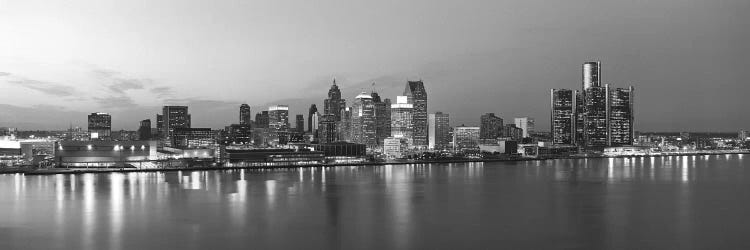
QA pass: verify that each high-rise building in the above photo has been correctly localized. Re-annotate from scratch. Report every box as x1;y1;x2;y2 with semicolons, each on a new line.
351;92;377;148
551;89;576;145
324;79;346;122
338;107;353;142
503;124;523;141
479;113;503;140
428;112;450;150
255;111;269;128
138;119;152;140
582;61;601;90
514;117;535;138
318;114;337;143
225;124;252;145
295;114;305;133
404;80;427;148
156;114;164;138
268;105;289;132
574;90;585;146
371;91;390;146
308;104;318;133
739;130;750;141
584;86;608;148
453;126;480;152
608;86;635;146
88;112;111;140
172;128;214;149
159;106;191;145
239;104;252;125
390;96;413;143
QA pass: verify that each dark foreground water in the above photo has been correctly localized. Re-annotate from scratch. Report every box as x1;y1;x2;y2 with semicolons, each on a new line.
2;155;750;250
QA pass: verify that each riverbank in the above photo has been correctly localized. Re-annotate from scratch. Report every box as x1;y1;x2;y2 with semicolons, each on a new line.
13;150;749;176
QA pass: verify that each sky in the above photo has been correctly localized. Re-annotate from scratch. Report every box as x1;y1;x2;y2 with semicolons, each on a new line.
0;0;749;132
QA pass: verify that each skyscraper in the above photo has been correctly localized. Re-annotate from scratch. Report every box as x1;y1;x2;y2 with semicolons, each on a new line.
324;79;346;122
268;105;289;132
159;106;191;145
608;86;635;146
307;104;318;133
351;92;377;147
138;119;151;140
514;117;535;138
582;61;601;90
318;114;337;143
239;104;252;125
404;80;427;148
88;112;111;140
479;113;503;140
371;91;390;146
338;107;353;142
390;96;413;143
584;85;608;148
551;89;576;145
428;112;450;150
295;114;305;133
255;111;269;128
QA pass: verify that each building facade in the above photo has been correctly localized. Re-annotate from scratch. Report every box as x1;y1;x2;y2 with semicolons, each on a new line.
308;104;318;133
608;86;635;146
479;113;503;140
268;105;289;132
137;119;151;140
159;106;191;145
453;126;480;152
351;92;377;148
390;96;413;143
88;112;111;140
239;104;252;125
428;112;450;150
551;89;576;145
514;117;535;138
404;80;427;148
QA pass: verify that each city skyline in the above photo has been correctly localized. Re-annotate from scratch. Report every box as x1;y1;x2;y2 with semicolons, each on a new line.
1;0;749;132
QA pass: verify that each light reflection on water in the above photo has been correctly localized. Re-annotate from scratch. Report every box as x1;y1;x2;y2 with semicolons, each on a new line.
1;156;749;249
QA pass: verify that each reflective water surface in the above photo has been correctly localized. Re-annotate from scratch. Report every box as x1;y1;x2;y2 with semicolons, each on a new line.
2;155;750;249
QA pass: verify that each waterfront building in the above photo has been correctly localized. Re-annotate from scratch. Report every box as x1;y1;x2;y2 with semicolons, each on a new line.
503;124;524;141
351;92;377;148
295;114;305;133
584;85;608;148
574;90;585;146
582;61;601;90
428;112;450;150
239;104;252;125
224;148;324;167
55;140;157;168
308;104;318;133
404;80;428;148
514;117;535;138
159;106;191;145
137;119;152;140
390;96;413;143
372;91;390;147
88;112;112;140
268;105;289;132
608;86;635;146
171;128;214;149
453;126;480;152
337;107;353;142
225;124;252;145
324;79;347;122
479;113;503;141
318;114;338;143
311;142;367;158
255;111;269;128
384;137;410;159
550;89;576;145
740;130;750;141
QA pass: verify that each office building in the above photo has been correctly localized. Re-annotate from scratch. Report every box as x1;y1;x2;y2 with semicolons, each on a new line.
428;112;450;150
268;105;289;132
584;86;608;148
608;86;635;146
308;104;318;133
503;124;523;141
225;124;252;145
372;91;390;146
295;114;305;133
551;89;576;145
318;114;337;143
239;104;252;125
172;128;214;149
453;126;480;152
582;61;601;90
88;112;111;140
338;107;353;142
384;137;410;159
351;92;377;148
404;80;428;148
159;106;191;145
324;79;347;122
137;119;152;140
255;111;269;128
514;117;535;138
390;96;413;143
479;113;503;140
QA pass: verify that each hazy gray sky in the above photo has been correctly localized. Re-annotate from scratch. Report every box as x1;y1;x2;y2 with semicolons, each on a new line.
1;0;749;131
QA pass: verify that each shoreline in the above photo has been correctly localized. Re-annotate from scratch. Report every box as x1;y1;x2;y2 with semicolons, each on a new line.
11;150;750;176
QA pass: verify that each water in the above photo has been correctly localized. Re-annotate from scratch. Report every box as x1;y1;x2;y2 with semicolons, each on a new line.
1;155;750;249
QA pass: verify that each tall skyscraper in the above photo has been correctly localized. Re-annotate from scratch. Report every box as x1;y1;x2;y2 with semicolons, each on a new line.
371;91;390;146
584;85;608;148
239;104;252;125
324;79;346;122
307;104;318;133
351;92;377;147
608;86;635;146
160;106;191;145
318;114;337;143
428;112;450;150
514;117;535;138
138;119;152;140
404;80;427;148
255;111;269;128
338;107;353;142
582;61;601;90
479;113;503;140
390;96;413;142
88;112;111;140
295;114;305;133
551;89;576;145
268;105;289;132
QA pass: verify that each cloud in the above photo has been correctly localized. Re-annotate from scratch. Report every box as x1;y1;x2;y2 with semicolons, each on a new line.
6;78;75;97
92;96;136;108
91;68;151;94
0;72;10;77
150;86;173;98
